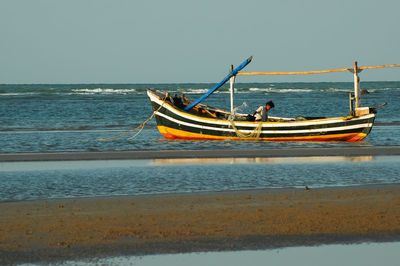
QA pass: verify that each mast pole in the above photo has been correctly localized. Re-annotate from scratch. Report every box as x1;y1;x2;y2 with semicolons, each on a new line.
229;64;235;115
353;61;361;108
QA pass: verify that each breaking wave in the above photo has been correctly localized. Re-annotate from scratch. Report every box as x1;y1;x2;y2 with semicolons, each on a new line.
71;88;137;95
249;88;313;93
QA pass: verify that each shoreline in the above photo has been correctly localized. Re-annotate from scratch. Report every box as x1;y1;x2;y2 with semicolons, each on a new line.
1;182;398;204
1;184;400;264
1;146;400;162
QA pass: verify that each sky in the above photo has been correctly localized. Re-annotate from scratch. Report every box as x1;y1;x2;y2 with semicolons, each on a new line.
1;0;400;84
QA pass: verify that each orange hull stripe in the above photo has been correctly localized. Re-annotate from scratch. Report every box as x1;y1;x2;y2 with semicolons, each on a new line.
157;126;367;142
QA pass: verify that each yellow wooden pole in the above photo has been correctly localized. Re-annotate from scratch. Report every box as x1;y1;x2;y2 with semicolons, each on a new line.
237;64;400;76
237;68;349;76
359;64;400;70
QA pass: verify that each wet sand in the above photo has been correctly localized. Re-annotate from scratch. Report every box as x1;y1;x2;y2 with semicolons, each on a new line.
1;184;400;264
2;146;400;162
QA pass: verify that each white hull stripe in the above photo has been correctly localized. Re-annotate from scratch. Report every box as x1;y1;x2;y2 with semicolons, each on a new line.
149;92;375;128
155;111;372;135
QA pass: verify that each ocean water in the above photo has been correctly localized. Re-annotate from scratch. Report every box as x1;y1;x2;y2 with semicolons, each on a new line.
1;82;400;201
1;82;400;153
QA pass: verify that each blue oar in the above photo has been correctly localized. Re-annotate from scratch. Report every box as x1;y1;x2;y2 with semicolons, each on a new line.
184;56;253;111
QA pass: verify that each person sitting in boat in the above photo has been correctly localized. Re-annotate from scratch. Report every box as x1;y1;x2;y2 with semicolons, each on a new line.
252;101;274;122
172;94;184;109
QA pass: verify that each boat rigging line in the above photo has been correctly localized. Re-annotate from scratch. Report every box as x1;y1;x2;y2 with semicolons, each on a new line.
97;96;167;141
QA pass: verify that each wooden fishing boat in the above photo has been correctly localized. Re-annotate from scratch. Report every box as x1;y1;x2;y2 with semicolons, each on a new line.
147;57;398;141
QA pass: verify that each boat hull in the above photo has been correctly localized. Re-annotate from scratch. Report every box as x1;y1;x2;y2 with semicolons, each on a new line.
147;90;375;142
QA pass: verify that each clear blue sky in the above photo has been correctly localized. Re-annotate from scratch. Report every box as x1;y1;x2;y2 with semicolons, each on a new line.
1;0;400;83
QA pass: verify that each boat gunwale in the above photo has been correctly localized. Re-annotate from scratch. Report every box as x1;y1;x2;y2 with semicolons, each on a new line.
155;111;373;135
147;89;375;128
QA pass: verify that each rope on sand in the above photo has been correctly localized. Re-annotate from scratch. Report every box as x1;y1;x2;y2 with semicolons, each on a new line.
97;97;166;141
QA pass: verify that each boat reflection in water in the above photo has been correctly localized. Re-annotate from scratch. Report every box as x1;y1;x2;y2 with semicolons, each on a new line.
151;156;374;166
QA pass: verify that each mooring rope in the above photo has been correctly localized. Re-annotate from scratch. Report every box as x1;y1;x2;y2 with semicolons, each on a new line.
97;96;166;141
228;114;263;139
98;95;264;141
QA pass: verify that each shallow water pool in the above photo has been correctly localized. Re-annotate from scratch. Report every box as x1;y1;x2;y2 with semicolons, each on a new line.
1;156;400;201
61;241;400;266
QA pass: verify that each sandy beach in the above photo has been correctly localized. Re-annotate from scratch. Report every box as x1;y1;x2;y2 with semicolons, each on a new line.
1;184;400;264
